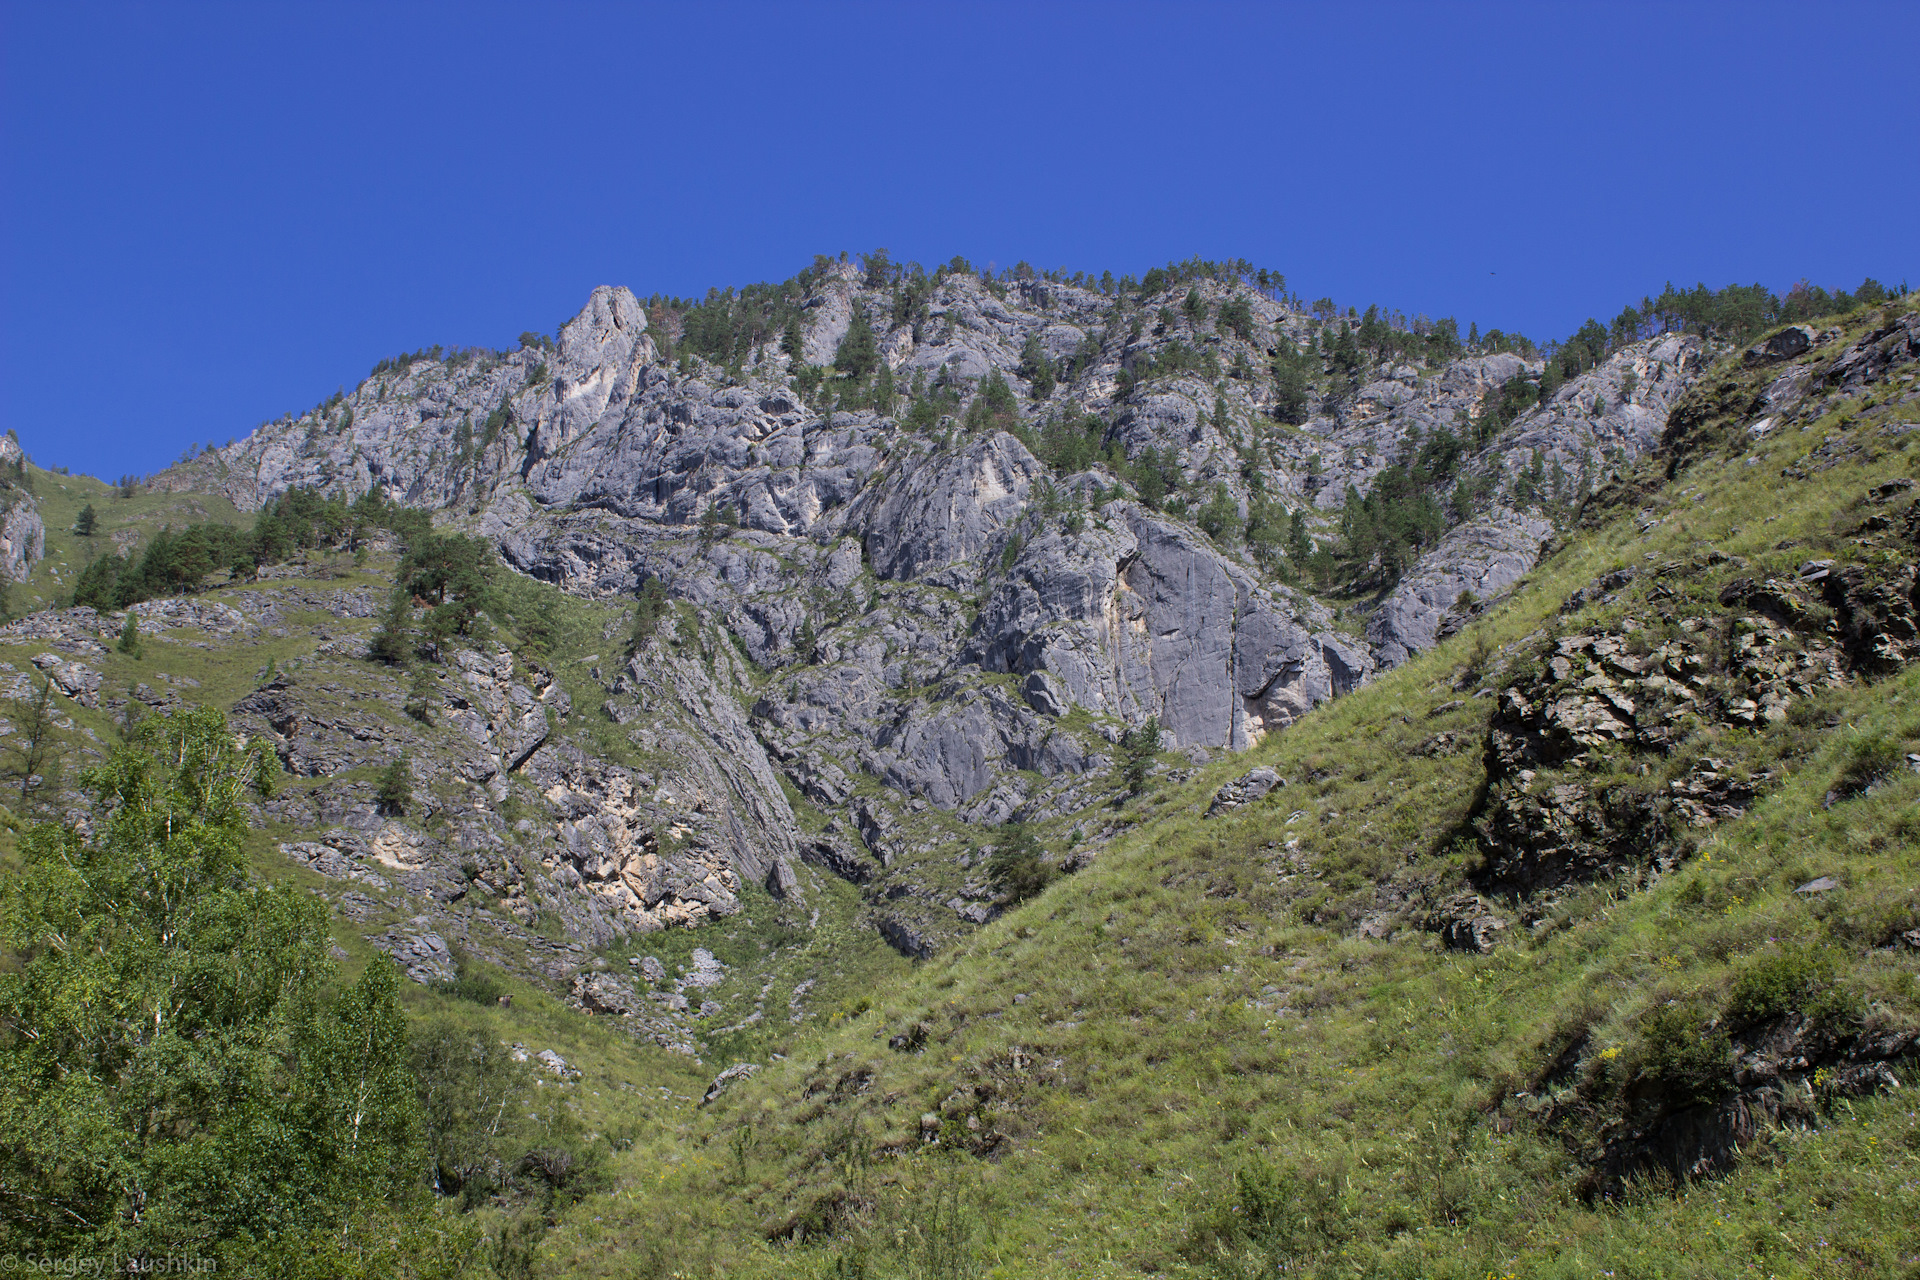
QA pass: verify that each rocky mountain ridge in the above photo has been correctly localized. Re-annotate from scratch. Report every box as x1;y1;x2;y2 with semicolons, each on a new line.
126;261;1724;965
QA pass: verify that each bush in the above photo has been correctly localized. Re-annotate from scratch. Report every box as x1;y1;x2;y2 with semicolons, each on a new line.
988;824;1055;905
1629;1004;1733;1108
1120;716;1161;796
1727;943;1830;1024
377;754;412;816
628;578;670;653
1831;733;1905;800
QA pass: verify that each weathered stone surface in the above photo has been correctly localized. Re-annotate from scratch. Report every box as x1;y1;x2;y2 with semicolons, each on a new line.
1743;325;1816;366
368;924;456;984
1368;336;1705;668
1205;766;1283;817
701;1062;760;1105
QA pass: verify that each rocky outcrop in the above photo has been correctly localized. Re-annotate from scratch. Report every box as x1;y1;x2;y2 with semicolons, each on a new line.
1205;766;1283;817
1368;336;1706;667
0;434;45;584
973;507;1369;750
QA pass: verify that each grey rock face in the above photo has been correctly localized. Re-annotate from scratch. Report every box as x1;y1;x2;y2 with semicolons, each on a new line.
1365;509;1554;667
0;499;44;585
863;433;1045;587
149;265;1717;960
973;507;1369;750
1205;766;1283;817
1367;336;1705;668
369;924;456;984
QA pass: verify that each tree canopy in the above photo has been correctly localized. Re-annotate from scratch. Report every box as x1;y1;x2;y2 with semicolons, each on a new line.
0;707;422;1266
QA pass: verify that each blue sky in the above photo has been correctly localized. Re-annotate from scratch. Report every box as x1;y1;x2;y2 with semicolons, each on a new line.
2;1;1915;478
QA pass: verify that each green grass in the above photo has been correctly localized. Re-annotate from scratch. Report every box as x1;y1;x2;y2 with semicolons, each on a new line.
519;300;1920;1278
6;302;1919;1277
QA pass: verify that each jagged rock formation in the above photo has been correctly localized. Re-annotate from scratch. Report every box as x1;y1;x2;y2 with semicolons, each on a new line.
0;434;46;584
145;261;1731;957
1367;335;1706;665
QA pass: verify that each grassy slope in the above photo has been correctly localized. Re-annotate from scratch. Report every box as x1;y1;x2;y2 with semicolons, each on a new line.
0;480;913;1260
3;303;1914;1277
532;304;1920;1278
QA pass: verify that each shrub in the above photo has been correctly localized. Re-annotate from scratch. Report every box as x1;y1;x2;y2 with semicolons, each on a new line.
1629;1004;1733;1109
988;825;1055;905
377;754;412;816
1831;733;1905;800
1726;942;1836;1025
628;578;670;652
1120;716;1161;795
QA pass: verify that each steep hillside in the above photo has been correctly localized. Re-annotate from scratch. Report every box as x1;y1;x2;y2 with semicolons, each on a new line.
140;258;1724;964
3;263;1913;1278
546;297;1920;1276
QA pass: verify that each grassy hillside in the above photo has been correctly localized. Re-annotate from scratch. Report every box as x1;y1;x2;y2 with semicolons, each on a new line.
524;302;1920;1278
2;300;1915;1278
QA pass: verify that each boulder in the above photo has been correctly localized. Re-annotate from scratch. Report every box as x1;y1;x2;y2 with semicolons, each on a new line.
1205;766;1283;817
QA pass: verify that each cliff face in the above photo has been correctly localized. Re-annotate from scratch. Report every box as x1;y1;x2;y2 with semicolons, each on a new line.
0;434;46;585
144;262;1716;958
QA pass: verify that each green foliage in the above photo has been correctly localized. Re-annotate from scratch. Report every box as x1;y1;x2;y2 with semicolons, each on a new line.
1336;466;1446;587
0;708;420;1265
405;665;438;724
1244;495;1291;566
413;1022;535;1202
71;486;422;613
1269;341;1314;425
962;370;1019;434
116;610;141;657
1215;296;1255;341
371;345;446;377
1831;732;1906;799
988;824;1056;906
1129;339;1219;386
2;676;60;803
1126;446;1184;510
377;753;413;816
72;502;96;536
1473;372;1541;444
1188;1155;1345;1268
400;531;493;616
628;578;671;653
677;275;816;369
1018;331;1055;400
1121;715;1161;795
700;500;742;542
833;307;880;382
1727;943;1838;1026
1196;483;1239;544
1012;412;1109;477
369;589;415;666
1626;1003;1734;1109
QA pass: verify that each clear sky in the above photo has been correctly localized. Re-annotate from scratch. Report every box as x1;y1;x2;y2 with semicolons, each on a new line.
2;1;1915;478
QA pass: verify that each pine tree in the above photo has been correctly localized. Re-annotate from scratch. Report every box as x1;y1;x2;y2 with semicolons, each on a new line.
833;307;879;381
377;753;412;816
4;675;60;802
73;503;97;537
627;578;670;653
1019;332;1055;400
988;823;1055;905
1121;716;1161;796
117;612;142;658
368;589;413;665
